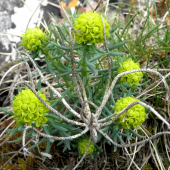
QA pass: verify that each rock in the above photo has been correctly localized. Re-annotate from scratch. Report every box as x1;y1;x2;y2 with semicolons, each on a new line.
0;0;23;63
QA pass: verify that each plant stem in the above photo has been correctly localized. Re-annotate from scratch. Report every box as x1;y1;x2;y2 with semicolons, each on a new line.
82;51;89;86
42;51;53;60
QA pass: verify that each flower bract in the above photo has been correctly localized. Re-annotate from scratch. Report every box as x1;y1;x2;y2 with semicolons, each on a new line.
73;12;110;44
114;96;147;129
20;26;48;52
118;58;143;86
13;88;49;127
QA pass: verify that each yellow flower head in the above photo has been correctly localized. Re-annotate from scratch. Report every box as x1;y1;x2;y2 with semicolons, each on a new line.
118;58;143;86
20;26;48;52
13;88;49;127
113;96;147;129
73;12;110;44
78;138;96;156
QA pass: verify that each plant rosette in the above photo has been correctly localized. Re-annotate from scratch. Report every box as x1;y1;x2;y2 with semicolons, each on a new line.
20;26;48;52
72;11;110;44
13;87;49;127
111;96;147;129
118;58;143;86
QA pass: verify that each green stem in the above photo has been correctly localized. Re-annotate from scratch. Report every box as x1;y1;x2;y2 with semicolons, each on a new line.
82;57;88;77
42;51;53;60
82;50;89;86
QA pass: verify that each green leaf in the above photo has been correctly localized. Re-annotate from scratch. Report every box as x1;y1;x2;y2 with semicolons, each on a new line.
115;32;136;61
57;71;72;77
52;62;68;73
56;123;75;130
84;55;98;75
40;123;48;127
50;41;82;51
56;25;68;41
63;23;69;35
52;26;59;43
141;24;160;43
101;126;111;132
48;121;68;131
108;36;115;47
18;52;38;62
95;47;107;54
125;129;132;140
45;56;55;77
86;86;92;100
89;54;104;62
18;123;24;131
43;139;51;162
50;88;70;107
109;52;125;56
118;132;134;140
0;107;14;115
43;126;54;143
18;86;22;92
57;140;64;146
8;130;32;143
117;134;125;144
95;144;103;152
108;40;129;51
60;131;71;151
31;131;37;137
9;127;20;136
63;140;71;152
121;12;138;36
97;100;112;115
27;138;47;150
87;42;92;45
45;113;61;121
109;24;122;34
113;134;118;152
129;129;146;138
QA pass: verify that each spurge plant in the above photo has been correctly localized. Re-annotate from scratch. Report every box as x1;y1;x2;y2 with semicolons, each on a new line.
0;10;170;169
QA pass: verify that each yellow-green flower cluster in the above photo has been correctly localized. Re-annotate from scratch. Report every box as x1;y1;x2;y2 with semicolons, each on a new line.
114;96;147;129
78;138;95;156
118;58;143;86
73;12;110;44
20;26;47;52
13;88;49;127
